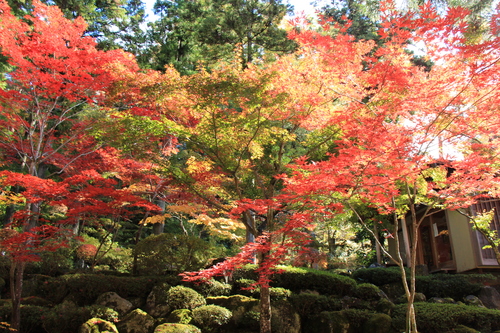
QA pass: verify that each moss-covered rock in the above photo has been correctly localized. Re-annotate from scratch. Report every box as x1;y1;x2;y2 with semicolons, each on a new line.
166;309;192;325
96;291;133;315
207;295;259;330
79;318;119;333
153;323;201;333
147;282;171;318
116;308;155;333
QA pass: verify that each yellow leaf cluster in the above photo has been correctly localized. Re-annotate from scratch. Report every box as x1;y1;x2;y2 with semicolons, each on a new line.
167;204;205;217
189;214;244;240
0;191;24;205
141;214;171;225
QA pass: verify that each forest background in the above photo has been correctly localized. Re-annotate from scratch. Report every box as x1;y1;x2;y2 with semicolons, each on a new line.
0;0;499;333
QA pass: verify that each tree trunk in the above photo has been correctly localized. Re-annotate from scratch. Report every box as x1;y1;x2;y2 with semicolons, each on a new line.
259;283;272;333
10;261;25;333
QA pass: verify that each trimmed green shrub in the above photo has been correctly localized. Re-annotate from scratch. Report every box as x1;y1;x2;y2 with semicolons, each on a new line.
304;309;373;333
232;278;257;297
392;303;500;333
166;309;192;325
35;274;162;305
363;313;392;333
355;283;383;301
270;266;356;296
189;279;232;297
19;305;50;333
352;268;483;301
352;267;404;285
154;323;202;333
42;302;93;333
240;310;260;331
134;233;216;275
289;293;342;319
416;275;482;301
447;325;479;333
26;247;74;276
191;305;232;332
167;286;206;310
269;287;292;301
87;304;119;323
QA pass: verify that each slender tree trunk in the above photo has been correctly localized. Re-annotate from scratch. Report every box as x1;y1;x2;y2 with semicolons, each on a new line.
259;251;272;333
10;261;25;333
259;284;271;333
153;200;166;235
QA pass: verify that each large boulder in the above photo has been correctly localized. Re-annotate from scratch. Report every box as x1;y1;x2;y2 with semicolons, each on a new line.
96;292;133;315
79;318;119;333
117;309;155;333
478;286;500;309
146;282;171;318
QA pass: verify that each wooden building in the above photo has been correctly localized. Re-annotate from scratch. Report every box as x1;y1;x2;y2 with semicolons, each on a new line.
388;200;500;273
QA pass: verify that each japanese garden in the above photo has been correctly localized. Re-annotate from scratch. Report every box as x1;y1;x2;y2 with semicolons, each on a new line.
0;0;500;332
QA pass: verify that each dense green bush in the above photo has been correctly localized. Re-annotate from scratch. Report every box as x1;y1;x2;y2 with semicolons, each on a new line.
87;304;119;323
270;266;356;296
154;323;202;333
26;247;74;276
289;293;342;319
134;233;216;275
166;309;192;325
191;305;232;332
0;305;50;333
416;275;482;301
189;279;232;297
392;303;500;333
355;283;383;301
304;309;374;333
35;274;162;305
42;302;93;333
352;267;404;285
352;268;483;301
167;286;206;311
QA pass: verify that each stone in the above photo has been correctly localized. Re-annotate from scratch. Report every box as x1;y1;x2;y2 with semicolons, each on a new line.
463;295;485;307
146;283;172;318
478;286;500;309
79;318;119;333
116;308;156;333
96;292;133;315
428;297;455;304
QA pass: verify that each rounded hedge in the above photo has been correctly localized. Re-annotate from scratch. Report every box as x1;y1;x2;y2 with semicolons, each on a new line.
166;286;206;311
191;305;232;331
